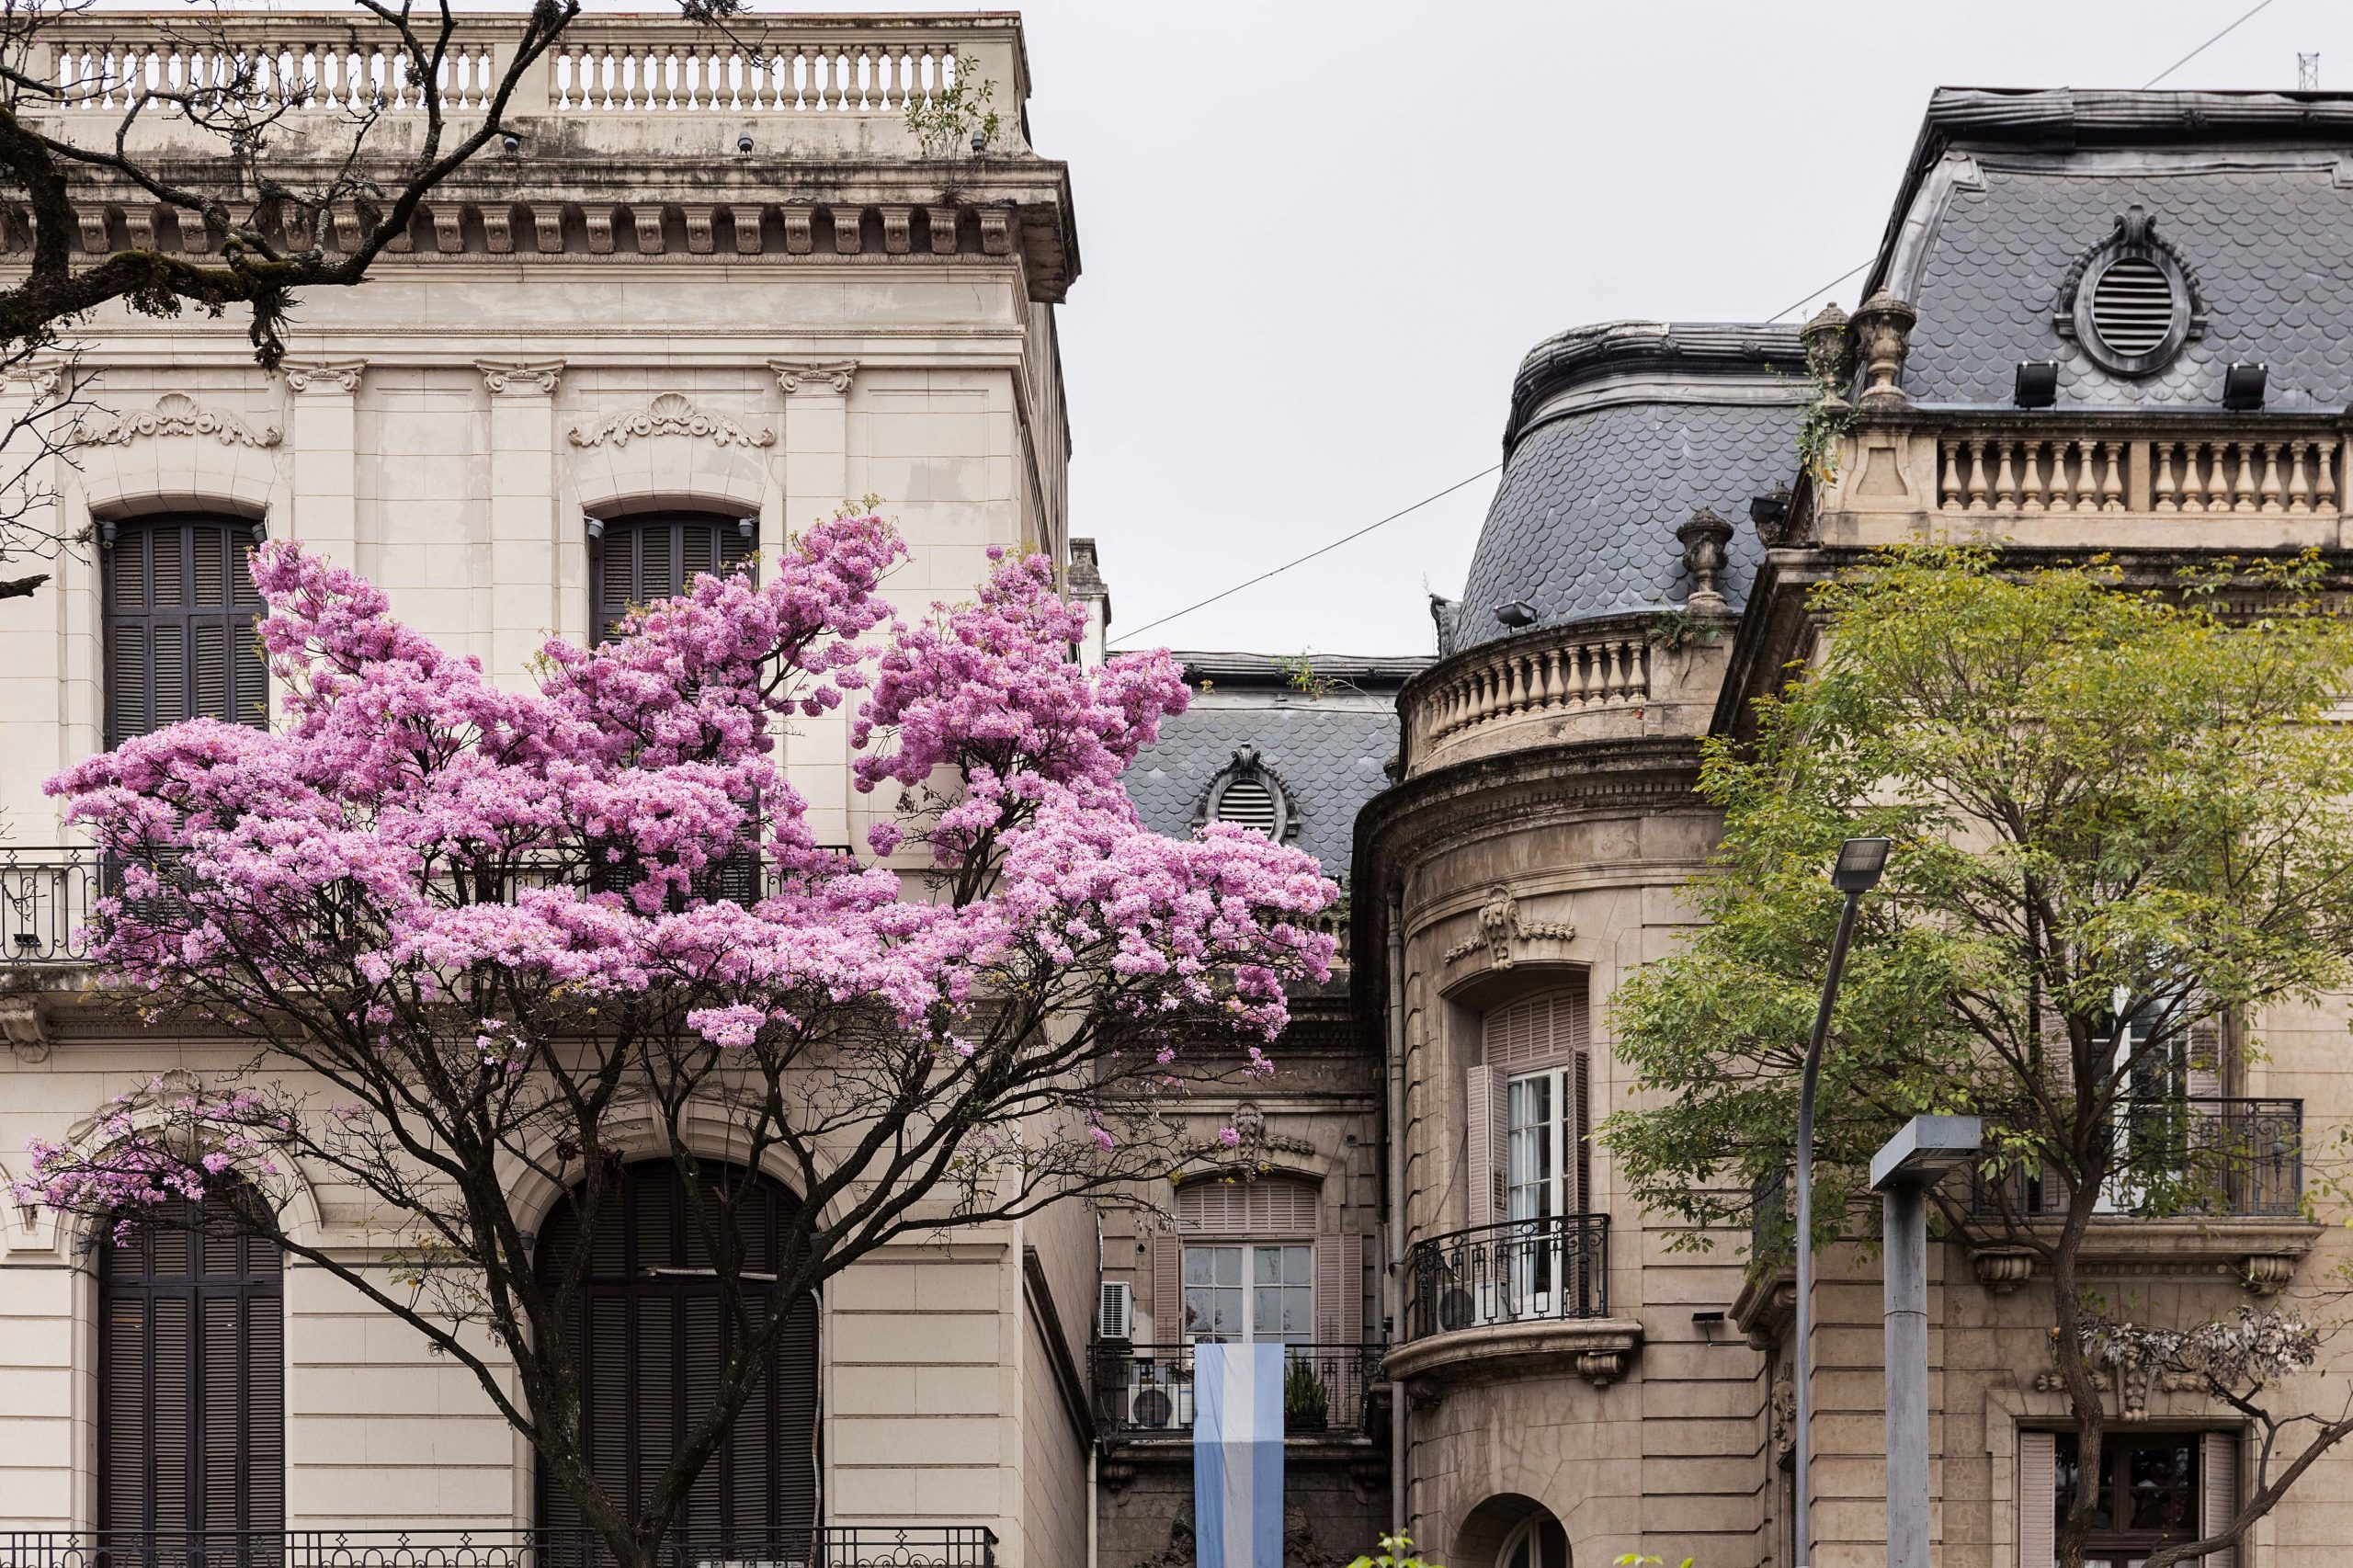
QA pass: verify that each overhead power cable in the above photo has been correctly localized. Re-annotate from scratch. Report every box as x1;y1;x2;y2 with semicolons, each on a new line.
1107;464;1501;646
2143;0;2281;87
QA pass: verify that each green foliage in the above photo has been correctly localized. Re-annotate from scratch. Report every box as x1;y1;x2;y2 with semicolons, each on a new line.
1793;324;1856;486
1347;1534;1445;1568
1279;652;1346;699
904;53;1003;158
1282;1355;1330;1425
1601;549;2353;1257
1615;1555;1698;1568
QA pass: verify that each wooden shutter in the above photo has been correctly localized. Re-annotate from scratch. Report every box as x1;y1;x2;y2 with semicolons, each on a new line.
2018;1430;2056;1568
2202;1430;2237;1568
2187;1016;2227;1098
1150;1236;1182;1342
104;517;267;744
1482;984;1587;1074
1176;1177;1318;1237
100;1189;283;1537
1466;1064;1499;1229
1313;1233;1365;1346
592;513;757;642
535;1161;816;1546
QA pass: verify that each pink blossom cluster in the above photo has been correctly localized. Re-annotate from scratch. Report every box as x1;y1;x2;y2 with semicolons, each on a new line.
29;520;1336;1211
16;1080;287;1239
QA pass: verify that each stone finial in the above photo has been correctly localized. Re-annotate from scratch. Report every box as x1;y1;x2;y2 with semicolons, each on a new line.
1676;506;1734;609
1849;290;1918;409
1800;300;1852;391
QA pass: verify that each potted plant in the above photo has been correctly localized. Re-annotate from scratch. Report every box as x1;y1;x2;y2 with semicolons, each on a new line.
1283;1356;1329;1433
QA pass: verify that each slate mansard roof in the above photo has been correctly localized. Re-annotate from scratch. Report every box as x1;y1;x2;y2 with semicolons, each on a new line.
1443;323;1808;655
1873;88;2353;410
1123;653;1424;879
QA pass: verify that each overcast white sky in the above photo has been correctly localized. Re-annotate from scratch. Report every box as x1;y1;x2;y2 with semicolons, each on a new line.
812;3;2353;655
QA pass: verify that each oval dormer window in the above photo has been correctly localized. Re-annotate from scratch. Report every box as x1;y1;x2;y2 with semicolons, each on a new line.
2063;207;2200;378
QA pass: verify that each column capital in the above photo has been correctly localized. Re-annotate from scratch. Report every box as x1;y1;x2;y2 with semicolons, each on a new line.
476;359;565;398
282;359;366;395
768;358;858;396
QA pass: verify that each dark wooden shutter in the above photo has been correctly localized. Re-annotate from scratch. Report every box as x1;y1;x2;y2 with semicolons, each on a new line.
100;1187;284;1541
535;1162;817;1549
590;514;756;642
105;517;267;745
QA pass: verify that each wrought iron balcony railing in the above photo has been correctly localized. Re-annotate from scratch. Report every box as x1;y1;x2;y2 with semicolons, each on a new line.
0;846;860;965
1402;1212;1609;1342
0;1531;997;1568
1974;1096;2303;1221
1090;1340;1383;1437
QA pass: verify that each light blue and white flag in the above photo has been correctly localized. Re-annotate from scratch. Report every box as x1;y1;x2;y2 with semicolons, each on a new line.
1193;1340;1284;1568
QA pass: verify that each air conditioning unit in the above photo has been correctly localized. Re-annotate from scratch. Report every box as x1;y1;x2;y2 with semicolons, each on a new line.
1099;1279;1132;1342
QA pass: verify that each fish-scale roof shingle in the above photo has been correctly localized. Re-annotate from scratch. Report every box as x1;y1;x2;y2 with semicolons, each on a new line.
1449;395;1805;654
1124;668;1409;880
1893;163;2353;410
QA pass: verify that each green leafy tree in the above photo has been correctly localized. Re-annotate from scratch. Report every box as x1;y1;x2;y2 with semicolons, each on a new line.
1601;550;2353;1568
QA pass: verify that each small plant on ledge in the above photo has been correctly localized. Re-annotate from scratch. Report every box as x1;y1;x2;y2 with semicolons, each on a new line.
1282;1355;1329;1432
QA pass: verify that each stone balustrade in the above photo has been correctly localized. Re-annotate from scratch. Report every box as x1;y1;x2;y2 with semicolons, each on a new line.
42;14;1014;120
1402;613;1730;776
1825;413;2353;550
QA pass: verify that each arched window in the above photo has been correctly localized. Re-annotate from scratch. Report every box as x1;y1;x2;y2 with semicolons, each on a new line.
99;1185;284;1541
1495;1513;1570;1568
590;512;756;642
1196;745;1293;842
1467;984;1591;1231
104;516;268;744
533;1161;818;1546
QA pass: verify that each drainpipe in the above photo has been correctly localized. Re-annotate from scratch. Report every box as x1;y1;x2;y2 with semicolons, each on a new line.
1086;1442;1099;1568
1385;890;1409;1542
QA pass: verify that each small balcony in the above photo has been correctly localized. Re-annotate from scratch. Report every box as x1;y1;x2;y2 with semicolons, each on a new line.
1090;1341;1385;1441
0;1533;998;1568
0;845;862;969
1385;1214;1639;1389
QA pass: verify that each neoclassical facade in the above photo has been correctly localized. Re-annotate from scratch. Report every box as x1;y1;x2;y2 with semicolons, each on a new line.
0;13;1089;1567
1356;88;2353;1568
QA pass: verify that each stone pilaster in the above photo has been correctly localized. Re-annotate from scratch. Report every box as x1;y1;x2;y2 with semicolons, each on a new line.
281;360;365;571
475;359;564;687
769;358;858;849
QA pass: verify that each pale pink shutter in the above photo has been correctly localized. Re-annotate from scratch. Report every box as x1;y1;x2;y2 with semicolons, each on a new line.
1151;1236;1182;1342
2201;1430;2237;1568
1337;1233;1364;1344
1466;1064;1499;1229
2018;1430;2056;1568
2187;1017;2226;1098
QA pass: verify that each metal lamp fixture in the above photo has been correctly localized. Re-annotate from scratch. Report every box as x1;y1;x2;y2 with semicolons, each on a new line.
2013;360;2059;409
1493;599;1538;629
1792;834;1893;1568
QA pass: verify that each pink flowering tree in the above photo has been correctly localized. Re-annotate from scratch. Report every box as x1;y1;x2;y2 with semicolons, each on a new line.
20;518;1334;1565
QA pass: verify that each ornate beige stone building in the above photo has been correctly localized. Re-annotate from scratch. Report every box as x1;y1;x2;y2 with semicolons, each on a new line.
9;19;2353;1568
0;12;1089;1567
1357;86;2353;1568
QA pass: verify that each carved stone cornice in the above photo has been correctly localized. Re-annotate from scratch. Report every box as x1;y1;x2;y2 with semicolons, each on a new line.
769;358;858;396
281;360;365;395
568;392;775;449
476;360;564;398
70;392;280;449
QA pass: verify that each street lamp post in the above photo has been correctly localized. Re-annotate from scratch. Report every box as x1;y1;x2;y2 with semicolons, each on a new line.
1792;835;1890;1568
1870;1116;1984;1568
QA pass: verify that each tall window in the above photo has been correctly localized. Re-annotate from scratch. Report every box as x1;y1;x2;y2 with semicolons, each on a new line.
104;517;268;744
591;512;755;642
2020;1428;2236;1568
1182;1243;1313;1345
534;1161;817;1546
1467;985;1589;1231
99;1186;284;1542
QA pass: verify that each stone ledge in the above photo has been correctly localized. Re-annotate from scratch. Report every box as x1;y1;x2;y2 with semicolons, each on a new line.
1381;1316;1643;1391
1969;1216;2324;1295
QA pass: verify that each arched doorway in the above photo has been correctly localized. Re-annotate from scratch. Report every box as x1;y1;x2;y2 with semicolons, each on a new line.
99;1183;285;1544
533;1161;819;1547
